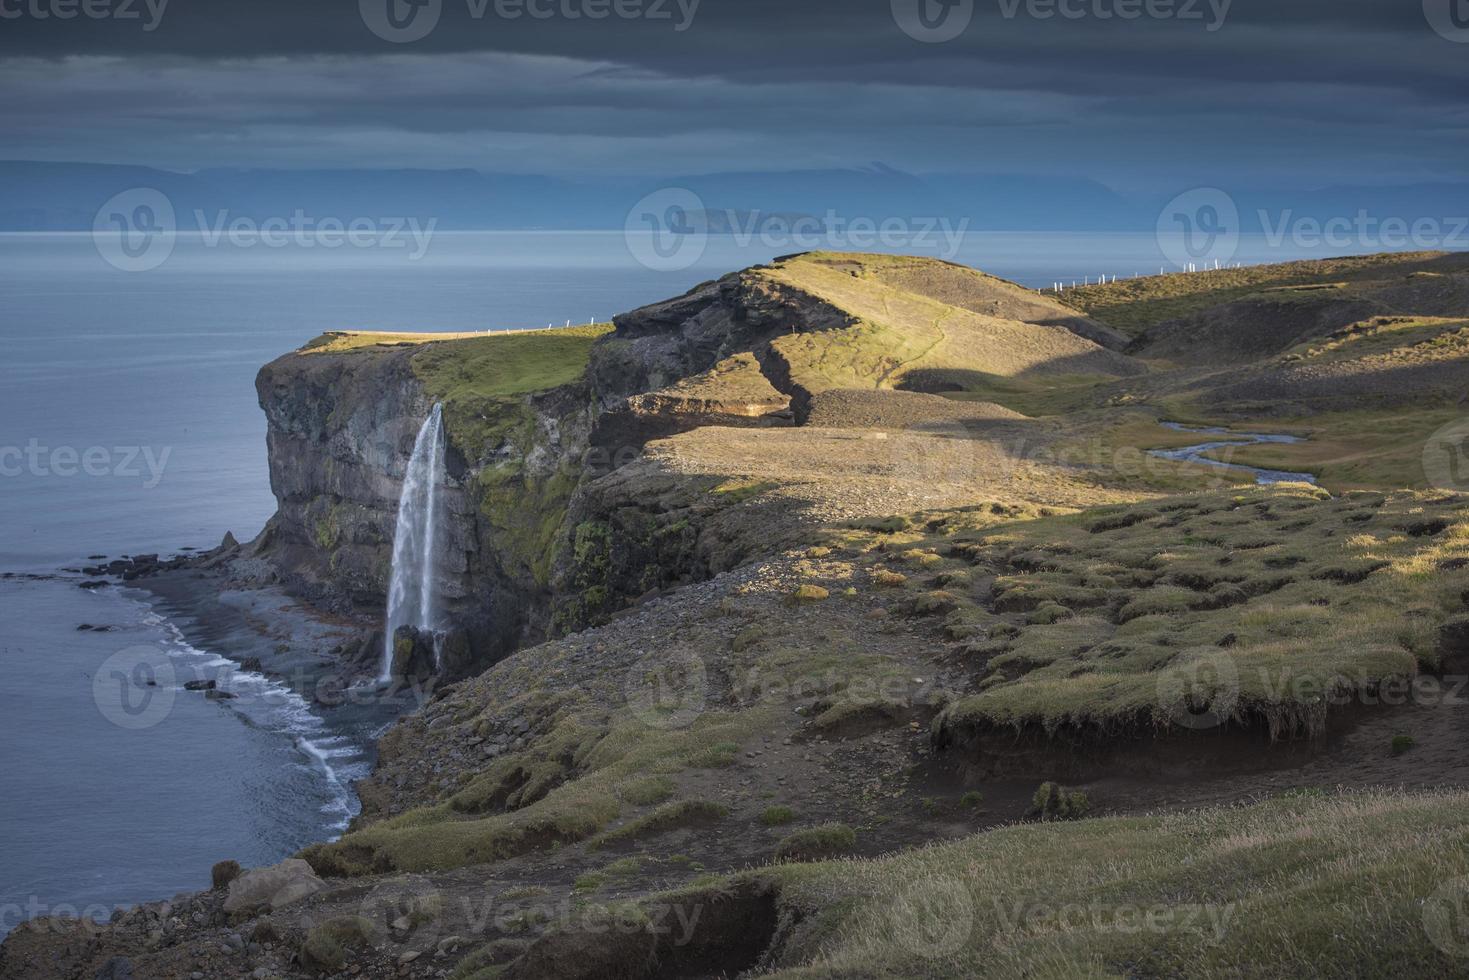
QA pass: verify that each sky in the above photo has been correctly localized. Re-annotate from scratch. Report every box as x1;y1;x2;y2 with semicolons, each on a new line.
1;0;1467;191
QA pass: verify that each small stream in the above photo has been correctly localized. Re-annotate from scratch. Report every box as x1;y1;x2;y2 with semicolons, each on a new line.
1149;422;1317;486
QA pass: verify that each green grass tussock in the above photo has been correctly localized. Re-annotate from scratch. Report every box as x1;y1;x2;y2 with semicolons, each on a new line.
931;485;1469;740
742;788;1469;978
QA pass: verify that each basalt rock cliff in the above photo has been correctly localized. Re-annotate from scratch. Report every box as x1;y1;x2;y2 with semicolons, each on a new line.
244;252;1142;679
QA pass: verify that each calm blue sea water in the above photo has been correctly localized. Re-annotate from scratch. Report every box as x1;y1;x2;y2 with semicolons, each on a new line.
0;229;1417;935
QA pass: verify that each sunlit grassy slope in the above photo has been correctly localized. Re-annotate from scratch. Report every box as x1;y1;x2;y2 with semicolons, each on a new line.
712;788;1469;979
1063;251;1469;337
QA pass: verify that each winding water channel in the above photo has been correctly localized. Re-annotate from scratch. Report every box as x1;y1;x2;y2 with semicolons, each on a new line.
1148;422;1318;486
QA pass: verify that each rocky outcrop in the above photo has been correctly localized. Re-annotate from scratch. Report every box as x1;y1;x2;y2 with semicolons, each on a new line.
221;859;325;915
254;343;431;611
589;352;794;453
589;267;856;436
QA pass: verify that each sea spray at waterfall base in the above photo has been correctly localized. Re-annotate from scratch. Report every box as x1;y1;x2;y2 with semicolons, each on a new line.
383;403;447;681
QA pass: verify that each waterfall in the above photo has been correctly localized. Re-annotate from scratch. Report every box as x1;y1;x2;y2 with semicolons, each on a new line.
381;404;445;682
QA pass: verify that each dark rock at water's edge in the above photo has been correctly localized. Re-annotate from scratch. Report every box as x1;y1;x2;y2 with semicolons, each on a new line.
78;532;245;584
210;860;242;891
389;625;438;686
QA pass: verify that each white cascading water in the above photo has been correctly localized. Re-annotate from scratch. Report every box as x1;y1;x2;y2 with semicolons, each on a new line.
381;404;446;682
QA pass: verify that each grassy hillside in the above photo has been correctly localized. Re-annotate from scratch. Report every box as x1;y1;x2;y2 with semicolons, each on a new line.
1063;251;1469;337
207;254;1469;976
304;483;1469;881
510;788;1469;979
762;254;1141;395
929;485;1466;740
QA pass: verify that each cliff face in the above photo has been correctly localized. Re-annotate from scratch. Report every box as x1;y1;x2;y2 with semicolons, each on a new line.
249;253;1144;677
255;344;430;610
253;332;601;674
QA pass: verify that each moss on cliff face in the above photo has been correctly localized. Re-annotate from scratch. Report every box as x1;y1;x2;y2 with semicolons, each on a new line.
403;326;611;596
551;520;615;631
310;498;343;552
477;463;582;590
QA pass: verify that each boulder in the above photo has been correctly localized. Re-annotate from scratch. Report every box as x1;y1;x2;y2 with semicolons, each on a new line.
222;858;325;915
390;625;438;684
212;859;242;890
437;628;475;680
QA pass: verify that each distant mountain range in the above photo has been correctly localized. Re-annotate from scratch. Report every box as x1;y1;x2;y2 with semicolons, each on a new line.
2;160;1466;236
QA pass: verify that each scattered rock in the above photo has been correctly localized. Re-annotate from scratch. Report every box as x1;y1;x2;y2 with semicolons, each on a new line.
212;860;242;890
93;958;133;980
222;858;325;915
791;584;830;603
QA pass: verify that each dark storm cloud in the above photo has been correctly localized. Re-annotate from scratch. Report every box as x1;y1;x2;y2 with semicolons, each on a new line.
0;0;1465;185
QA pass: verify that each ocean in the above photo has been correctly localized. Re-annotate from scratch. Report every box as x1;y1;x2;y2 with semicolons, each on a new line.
0;229;1408;935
